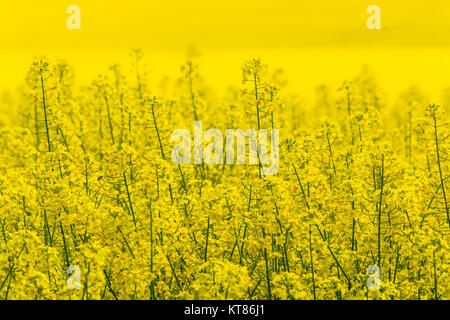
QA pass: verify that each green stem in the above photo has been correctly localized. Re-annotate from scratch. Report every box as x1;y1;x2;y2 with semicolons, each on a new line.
40;74;52;152
432;115;450;227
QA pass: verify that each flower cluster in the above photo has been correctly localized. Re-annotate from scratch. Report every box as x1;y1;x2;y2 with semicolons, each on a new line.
0;54;448;300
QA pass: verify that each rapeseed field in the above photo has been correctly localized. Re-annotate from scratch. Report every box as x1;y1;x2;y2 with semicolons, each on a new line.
0;51;448;300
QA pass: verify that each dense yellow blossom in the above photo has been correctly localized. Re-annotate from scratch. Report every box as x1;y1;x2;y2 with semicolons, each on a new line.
0;54;449;300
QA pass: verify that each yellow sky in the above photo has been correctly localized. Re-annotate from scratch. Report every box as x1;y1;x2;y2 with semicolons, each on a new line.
1;1;450;100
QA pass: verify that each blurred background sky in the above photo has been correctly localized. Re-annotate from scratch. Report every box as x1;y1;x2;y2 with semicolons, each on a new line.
1;0;450;100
